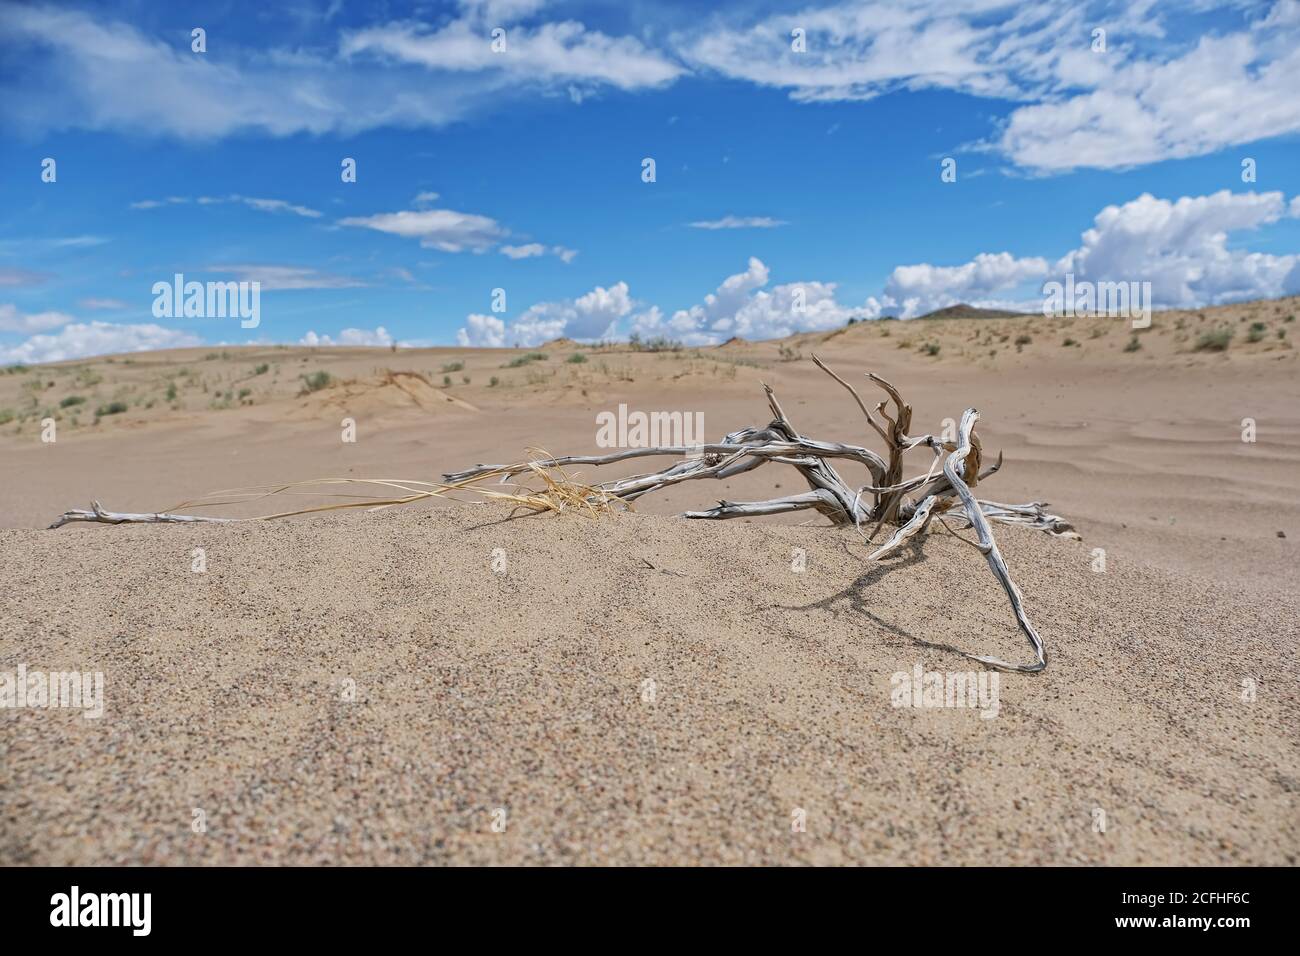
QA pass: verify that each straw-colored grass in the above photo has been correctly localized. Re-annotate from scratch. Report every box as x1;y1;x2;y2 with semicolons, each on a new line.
154;448;630;523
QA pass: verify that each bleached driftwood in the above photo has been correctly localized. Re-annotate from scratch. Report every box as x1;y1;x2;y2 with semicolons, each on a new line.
438;357;1076;672
48;500;236;529
48;358;1075;672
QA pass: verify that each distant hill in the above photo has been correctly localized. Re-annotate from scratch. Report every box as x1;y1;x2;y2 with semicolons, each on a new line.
915;304;1030;320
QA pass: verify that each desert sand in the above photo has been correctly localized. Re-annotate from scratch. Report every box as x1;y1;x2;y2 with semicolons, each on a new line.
1;298;1297;864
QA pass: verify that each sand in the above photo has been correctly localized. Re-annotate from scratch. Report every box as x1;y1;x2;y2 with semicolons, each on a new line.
1;297;1298;864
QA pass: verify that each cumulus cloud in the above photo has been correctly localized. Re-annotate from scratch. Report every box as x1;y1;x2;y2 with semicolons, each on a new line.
0;321;201;364
456;281;633;346
884;253;1050;316
300;326;394;347
631;257;885;344
456;313;507;348
688;216;788;230
882;190;1300;315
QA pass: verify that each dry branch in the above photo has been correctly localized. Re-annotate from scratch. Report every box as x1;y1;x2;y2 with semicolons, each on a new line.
48;359;1077;672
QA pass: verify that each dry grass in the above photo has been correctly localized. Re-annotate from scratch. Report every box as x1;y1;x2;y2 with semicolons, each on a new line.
161;448;629;523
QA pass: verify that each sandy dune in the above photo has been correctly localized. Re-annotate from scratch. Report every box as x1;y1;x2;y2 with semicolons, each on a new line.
1;298;1297;864
2;510;1296;865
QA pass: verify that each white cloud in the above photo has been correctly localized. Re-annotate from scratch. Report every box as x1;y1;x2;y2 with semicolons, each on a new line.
457;280;633;346
300;326;394;347
210;265;365;290
0;303;76;333
457;313;507;348
500;243;579;262
500;243;547;259
630;257;884;344
342;15;683;93
882;190;1300;315
884;252;1050;315
689;216;788;230
339;208;508;253
78;297;129;310
0;321;201;364
133;195;322;217
1054;190;1299;307
0;4;682;141
997;30;1300;172
677;1;1300;172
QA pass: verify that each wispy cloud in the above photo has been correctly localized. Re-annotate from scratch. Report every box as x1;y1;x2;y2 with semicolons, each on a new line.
132;195;323;218
209;265;366;290
340;208;507;253
689;216;788;230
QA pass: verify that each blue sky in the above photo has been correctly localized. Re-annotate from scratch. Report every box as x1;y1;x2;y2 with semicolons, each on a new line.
1;0;1299;360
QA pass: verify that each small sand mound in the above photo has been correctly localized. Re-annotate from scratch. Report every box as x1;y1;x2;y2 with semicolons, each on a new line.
292;370;478;418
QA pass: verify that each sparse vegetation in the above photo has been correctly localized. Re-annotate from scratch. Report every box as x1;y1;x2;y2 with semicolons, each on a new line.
1123;335;1142;353
1014;334;1032;346
489;376;500;387
1062;337;1078;347
1194;327;1234;352
628;333;683;352
59;395;86;408
95;401;128;417
504;352;548;368
566;353;587;364
921;342;941;356
300;370;332;393
1247;321;1267;343
253;363;269;375
441;361;465;373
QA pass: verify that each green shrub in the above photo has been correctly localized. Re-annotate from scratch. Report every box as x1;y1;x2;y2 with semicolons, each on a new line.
1247;321;1267;343
1123;335;1142;352
300;370;332;392
488;376;500;387
253;363;269;375
504;352;548;368
921;342;940;356
566;353;588;364
1014;333;1032;346
95;401;128;417
1194;327;1234;352
441;361;465;373
60;395;86;408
